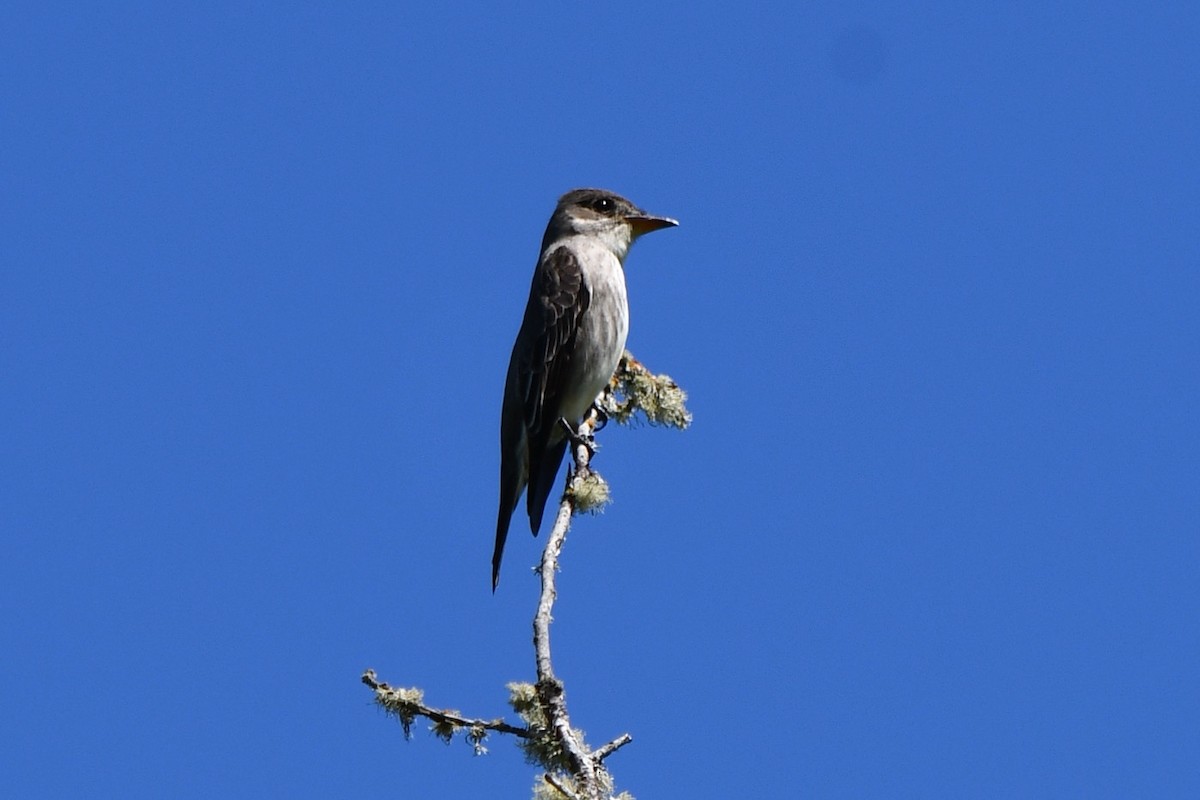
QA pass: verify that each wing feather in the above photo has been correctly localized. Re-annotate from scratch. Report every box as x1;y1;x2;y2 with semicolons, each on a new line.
519;247;589;439
494;246;590;588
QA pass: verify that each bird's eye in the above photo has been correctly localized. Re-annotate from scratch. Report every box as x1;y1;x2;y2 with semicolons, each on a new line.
591;197;614;213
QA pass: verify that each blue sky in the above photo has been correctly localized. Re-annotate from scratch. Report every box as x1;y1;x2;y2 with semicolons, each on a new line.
3;2;1197;797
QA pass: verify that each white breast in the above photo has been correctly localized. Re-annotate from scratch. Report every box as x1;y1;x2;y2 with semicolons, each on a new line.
560;238;629;424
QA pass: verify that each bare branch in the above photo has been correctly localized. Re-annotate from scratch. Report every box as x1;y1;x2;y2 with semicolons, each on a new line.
362;349;689;799
529;402;637;800
543;772;581;800
594;734;633;763
362;669;532;748
532;406;607;794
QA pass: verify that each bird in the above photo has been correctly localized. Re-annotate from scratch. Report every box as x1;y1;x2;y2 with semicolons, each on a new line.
492;188;677;590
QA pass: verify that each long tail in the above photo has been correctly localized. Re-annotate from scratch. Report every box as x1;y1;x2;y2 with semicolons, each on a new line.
493;445;526;591
526;438;568;538
493;435;566;591
492;508;512;592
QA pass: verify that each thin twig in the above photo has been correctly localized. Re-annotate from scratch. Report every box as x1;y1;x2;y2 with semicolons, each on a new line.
544;772;581;800
533;409;603;790
593;733;633;763
362;669;532;739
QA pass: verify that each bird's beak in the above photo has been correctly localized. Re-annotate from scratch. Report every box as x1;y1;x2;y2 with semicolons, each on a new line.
627;213;679;236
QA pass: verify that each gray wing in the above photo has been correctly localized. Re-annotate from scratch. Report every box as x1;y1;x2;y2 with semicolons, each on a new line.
519;246;590;438
493;247;588;589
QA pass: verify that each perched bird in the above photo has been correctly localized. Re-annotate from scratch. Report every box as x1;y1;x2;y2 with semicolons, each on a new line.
492;188;677;590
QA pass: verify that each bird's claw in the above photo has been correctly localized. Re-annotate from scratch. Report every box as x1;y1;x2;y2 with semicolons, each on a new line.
590;402;609;433
558;417;598;456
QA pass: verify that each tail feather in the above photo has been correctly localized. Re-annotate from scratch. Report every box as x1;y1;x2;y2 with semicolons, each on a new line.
492;504;513;592
493;450;525;592
494;428;568;591
526;438;568;538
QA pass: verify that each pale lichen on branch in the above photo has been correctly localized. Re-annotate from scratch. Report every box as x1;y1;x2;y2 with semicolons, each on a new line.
362;669;531;755
600;351;692;430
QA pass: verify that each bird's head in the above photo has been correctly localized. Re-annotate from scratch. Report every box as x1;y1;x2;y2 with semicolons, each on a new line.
544;188;678;259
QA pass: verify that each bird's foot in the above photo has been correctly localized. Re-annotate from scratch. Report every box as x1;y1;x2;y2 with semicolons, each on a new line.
590;402;609;433
558;416;597;456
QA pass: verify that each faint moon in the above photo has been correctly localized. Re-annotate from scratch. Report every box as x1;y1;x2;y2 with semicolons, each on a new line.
829;25;887;84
